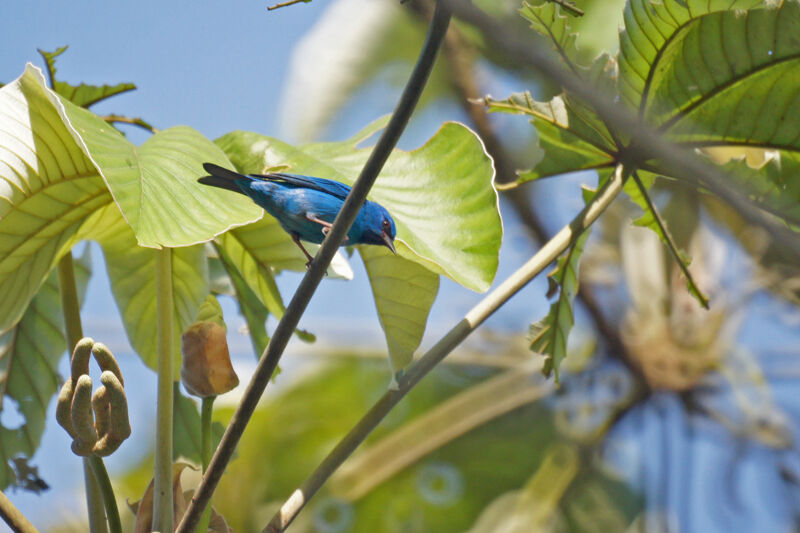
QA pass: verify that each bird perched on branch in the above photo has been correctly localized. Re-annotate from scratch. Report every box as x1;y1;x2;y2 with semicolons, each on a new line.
199;163;397;265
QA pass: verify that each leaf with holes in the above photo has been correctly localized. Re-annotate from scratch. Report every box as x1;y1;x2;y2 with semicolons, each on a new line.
530;230;590;381
0;247;90;490
0;65;111;333
484;54;617;184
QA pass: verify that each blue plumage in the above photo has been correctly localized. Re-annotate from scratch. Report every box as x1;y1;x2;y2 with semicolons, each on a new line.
199;163;397;264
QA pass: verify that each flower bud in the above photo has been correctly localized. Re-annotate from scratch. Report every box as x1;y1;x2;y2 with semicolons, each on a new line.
181;321;239;397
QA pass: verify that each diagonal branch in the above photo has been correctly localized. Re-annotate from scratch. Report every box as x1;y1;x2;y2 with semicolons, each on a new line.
264;164;626;532
174;2;453;531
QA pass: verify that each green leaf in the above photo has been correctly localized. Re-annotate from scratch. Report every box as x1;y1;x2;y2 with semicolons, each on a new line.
58;101;263;248
485;90;615;183
0;65;111;332
38;46;137;108
530;230;590;381
173;384;224;464
217;119;501;292
638;2;799;148
359;246;439;372
0;247;91;490
212;244;271;359
618;0;770;110
79;203;207;372
520;1;581;68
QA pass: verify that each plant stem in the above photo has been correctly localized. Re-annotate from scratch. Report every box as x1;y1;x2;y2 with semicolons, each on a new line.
153;248;174;532
57;253;109;533
87;456;122;533
174;3;452;532
0;490;38;533
631;170;709;308
195;397;215;533
264;164;626;532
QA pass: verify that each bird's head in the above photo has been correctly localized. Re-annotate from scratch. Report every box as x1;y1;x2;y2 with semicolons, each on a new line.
361;202;397;254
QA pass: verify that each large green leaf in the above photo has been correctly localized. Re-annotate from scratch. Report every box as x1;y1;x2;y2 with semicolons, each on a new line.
58;101;263;248
0;65;111;332
359;246;439;372
78;203;207;372
216;119;498;371
259;121;500;291
618;0;771;110
636;1;800;147
0;247;91;490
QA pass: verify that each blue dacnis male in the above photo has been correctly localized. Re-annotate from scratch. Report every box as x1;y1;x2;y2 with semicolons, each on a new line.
199;163;397;265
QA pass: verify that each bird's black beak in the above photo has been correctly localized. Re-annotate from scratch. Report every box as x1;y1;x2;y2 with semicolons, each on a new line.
381;232;396;254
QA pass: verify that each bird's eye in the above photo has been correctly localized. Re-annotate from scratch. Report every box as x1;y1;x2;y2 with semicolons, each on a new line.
382;219;391;232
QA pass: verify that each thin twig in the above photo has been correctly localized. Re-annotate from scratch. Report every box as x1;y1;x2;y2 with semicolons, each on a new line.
174;3;453;532
100;115;158;134
264;164;626;533
441;0;800;261
0;491;38;533
267;0;310;11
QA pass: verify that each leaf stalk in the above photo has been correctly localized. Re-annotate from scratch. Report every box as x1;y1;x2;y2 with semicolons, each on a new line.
153;248;174;532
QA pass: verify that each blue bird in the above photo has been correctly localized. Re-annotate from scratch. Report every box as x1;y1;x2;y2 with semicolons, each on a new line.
199;163;397;265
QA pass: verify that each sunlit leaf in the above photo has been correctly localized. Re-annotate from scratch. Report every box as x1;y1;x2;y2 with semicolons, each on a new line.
0;65;111;332
217;119;501;292
58;101;263;248
0;247;90;490
359;246;439;372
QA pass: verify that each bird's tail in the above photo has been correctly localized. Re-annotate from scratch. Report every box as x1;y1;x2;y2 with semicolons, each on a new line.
198;162;249;194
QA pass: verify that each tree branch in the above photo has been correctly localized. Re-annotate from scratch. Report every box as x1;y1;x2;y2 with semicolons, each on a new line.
264;164;626;532
174;3;453;531
0;490;38;533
